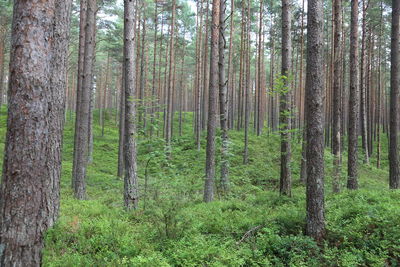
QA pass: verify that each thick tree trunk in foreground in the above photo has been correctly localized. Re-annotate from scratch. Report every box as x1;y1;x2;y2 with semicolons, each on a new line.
389;0;400;189
72;0;97;200
347;0;360;190
0;0;72;265
305;0;325;242
123;0;139;210
280;0;292;197
204;0;220;203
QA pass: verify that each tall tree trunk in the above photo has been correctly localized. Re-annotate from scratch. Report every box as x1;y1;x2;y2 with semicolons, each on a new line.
87;59;95;163
118;69;125;178
237;2;245;131
269;23;276;132
227;0;234;130
376;0;383;169
202;0;211;131
256;0;263;136
195;0;204;150
360;0;369;163
139;9;147;130
179;53;185;137
102;53;110;137
123;0;139;210
87;18;97;165
0;23;5;107
219;0;229;193
389;0;400;189
0;0;72;265
332;0;342;193
299;0;307;185
305;0;325;242
166;0;176;156
280;0;292;196
298;0;305;129
150;0;158;138
204;0;220;203
72;0;97;200
347;0;360;190
243;0;250;165
72;0;87;189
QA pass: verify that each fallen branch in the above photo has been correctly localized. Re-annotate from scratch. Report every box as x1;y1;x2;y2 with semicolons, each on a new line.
236;225;265;245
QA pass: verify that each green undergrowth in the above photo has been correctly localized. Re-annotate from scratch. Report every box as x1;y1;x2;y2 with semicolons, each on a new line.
0;108;397;266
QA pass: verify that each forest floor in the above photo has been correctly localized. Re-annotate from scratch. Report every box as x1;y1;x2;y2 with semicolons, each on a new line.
0;109;398;266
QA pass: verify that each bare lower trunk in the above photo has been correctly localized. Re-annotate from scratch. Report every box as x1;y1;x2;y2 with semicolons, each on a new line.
72;0;97;200
360;0;369;163
150;0;158;138
219;0;229;193
243;0;250;165
165;0;176;156
305;0;325;242
376;1;383;169
72;0;87;189
332;0;342;193
204;0;220;203
389;0;400;189
256;0;263;136
0;29;4;107
280;0;292;197
347;0;360;190
123;0;139;210
0;0;72;265
118;70;125;178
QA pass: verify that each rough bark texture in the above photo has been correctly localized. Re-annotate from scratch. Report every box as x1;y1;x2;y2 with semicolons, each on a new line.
332;0;342;193
305;0;325;242
219;0;229;193
347;0;360;190
0;23;4;107
280;0;292;197
0;0;72;265
72;0;96;200
124;0;139;210
389;0;400;189
204;0;220;203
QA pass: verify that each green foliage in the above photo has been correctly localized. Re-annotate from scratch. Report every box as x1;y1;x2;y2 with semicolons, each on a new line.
0;108;390;267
